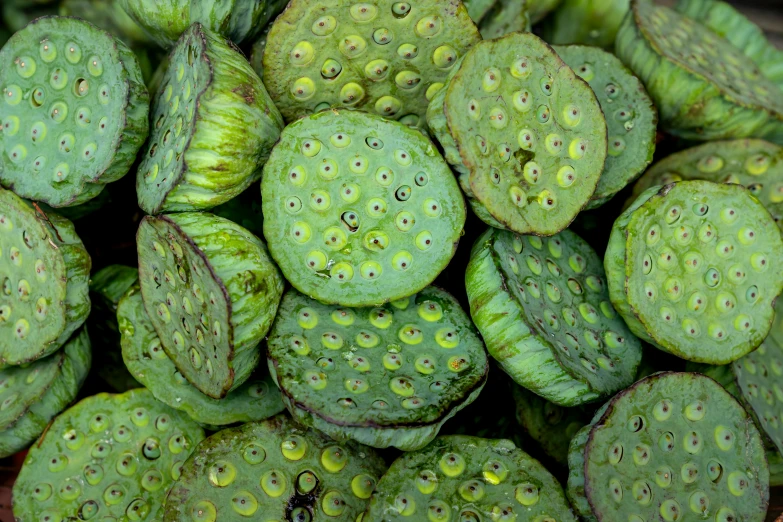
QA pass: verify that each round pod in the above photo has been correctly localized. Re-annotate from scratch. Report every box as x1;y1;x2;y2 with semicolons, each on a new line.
466;227;642;406
366;435;577;522
567;372;770;522
542;0;630;49
0;328;90;458
136;23;284;214
119;284;285;426
262;0;481;129
164;414;386;522
553;44;657;209
137;212;284;399
267;287;489;451
261;109;466;307
606;180;783;364
616;0;783;142
0;188;91;367
12;388;206;522
0;16;149;207
427;32;608;236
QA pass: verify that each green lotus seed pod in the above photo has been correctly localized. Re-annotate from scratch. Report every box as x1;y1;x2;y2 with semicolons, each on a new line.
428;32;608;236
211;183;264;238
0;16;149;207
37;188;111;222
567;372;770;522
261;109;466;307
462;0;499;25
262;0;481;129
475;0;531;40
59;0;154;46
466;226;642;406
527;0;562;23
553;45;657;209
629;139;783;230
0;328;90;458
616;0;783;143
120;284;285;426
164;414;386;522
366;435;578;521
0;188;91;367
137;212;284;399
267;286;488;450
248;25;270;82
13;388;205;522
606;180;783;364
542;0;630;48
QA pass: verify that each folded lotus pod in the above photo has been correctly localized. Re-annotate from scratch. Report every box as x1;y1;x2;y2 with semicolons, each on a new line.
262;109;466;306
552;45;657;209
119;284;285;426
366;435;578;522
0;328;90;458
164;414;386;522
137;212;284;399
475;0;532;40
136;24;284;215
466;227;642;406
629;139;783;230
542;0;630;48
262;0;481;129
267;287;488;450
428;32;608;236
606;180;783;364
616;0;783;143
59;0;154;47
567;372;770;522
12;388;205;522
0;17;149;207
0;188;91;368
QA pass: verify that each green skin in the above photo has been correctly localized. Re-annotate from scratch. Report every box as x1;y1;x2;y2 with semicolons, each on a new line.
567;372;769;522
267;287;489;451
553;45;657;209
429;32;608;236
59;0;154;46
616;0;783;143
261;109;466;307
13;388;205;522
38;189;111;222
136;23;283;214
119;284;285;426
164;414;387;522
0;16;149;208
542;0;630;49
262;0;481;129
606;180;783;364
137;212;284;399
466;227;642;406
0;188;91;368
366;435;578;522
462;0;499;25
475;0;531;40
0;328;90;458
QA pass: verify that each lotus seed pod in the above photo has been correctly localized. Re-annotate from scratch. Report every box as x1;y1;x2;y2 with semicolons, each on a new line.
267;286;489;450
37;188;111;222
164;414;386;522
0;328;90;458
629;139;783;230
12;388;205;522
527;0;562;23
366;435;578;522
462;0;499;25
428;32;608;236
475;0;532;40
248;25;270;82
466;226;642;406
606;180;783;364
616;0;783;143
553;45;657;209
567;372;770;521
261;109;466;307
59;0;155;47
262;0;481;129
137;212;284;399
120;284;285;426
542;0;630;48
0;188;91;367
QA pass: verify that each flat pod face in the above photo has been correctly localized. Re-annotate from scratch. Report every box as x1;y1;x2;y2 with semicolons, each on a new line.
0;344;64;429
444;32;607;236
583;372;769;522
164;415;386;522
492;229;641;395
268;287;487;428
366;435;577;521
13;389;205;522
262;110;465;306
262;0;480;126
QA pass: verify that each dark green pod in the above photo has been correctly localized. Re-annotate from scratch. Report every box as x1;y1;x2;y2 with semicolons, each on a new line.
59;0;154;47
542;0;630;48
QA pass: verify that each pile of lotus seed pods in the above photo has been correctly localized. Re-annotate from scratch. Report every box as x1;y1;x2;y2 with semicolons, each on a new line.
0;0;782;521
